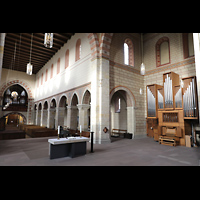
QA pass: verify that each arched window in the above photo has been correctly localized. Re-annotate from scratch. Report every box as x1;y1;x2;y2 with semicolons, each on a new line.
115;97;121;113
65;49;69;68
156;37;170;67
45;69;48;82
57;58;60;74
124;38;134;66
51;64;53;79
124;43;129;65
75;39;81;61
183;33;194;59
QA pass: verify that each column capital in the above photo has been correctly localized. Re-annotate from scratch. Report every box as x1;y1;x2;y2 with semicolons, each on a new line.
77;104;90;110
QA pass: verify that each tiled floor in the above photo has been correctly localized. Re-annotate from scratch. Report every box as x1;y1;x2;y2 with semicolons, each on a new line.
0;136;199;166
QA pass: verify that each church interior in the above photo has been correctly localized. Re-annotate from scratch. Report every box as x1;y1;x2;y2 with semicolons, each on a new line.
0;33;200;165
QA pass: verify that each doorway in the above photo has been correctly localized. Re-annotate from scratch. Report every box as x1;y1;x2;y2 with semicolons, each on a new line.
110;88;135;141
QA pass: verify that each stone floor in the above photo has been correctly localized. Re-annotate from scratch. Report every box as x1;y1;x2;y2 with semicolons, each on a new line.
0;136;199;166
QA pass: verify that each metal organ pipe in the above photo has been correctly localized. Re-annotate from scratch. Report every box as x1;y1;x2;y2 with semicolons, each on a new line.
183;78;197;117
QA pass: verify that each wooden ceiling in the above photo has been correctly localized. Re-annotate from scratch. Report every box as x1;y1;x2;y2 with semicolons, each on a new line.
2;33;75;74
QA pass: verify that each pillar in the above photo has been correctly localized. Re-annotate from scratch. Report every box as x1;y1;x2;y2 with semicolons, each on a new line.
67;105;78;129
98;57;110;143
0;33;6;83
127;106;135;139
0;34;5;119
193;33;200;124
27;98;34;124
77;104;90;131
47;107;50;128
55;107;59;129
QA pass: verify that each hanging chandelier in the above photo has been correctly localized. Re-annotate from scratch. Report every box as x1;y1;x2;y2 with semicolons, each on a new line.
26;33;33;75
26;62;33;75
140;33;146;75
44;33;53;48
140;63;145;75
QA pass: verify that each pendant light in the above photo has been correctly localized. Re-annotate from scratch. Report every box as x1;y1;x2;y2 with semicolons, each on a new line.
44;33;53;48
27;33;33;75
140;33;146;75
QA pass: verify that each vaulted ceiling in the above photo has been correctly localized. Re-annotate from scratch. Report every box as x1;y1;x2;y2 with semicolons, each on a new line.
2;33;75;74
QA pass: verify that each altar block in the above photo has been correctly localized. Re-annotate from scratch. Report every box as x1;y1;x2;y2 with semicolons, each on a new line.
48;137;90;159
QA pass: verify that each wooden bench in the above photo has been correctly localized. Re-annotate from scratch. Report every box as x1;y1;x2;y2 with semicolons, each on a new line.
111;129;127;137
68;129;90;138
159;136;176;146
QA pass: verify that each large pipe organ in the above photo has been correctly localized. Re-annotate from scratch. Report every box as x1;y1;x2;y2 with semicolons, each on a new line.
146;72;198;146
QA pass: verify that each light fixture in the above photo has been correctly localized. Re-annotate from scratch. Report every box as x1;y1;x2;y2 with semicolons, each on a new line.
139;88;143;95
140;63;145;75
44;33;53;48
26;63;33;75
140;33;146;75
27;33;33;75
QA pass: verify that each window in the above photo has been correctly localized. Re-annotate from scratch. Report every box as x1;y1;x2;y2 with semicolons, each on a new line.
124;43;129;65
75;39;81;61
51;64;53;79
65;49;69;68
45;69;48;82
57;58;60;74
124;38;134;66
156;37;170;67
115;97;121;113
183;33;194;59
160;41;169;65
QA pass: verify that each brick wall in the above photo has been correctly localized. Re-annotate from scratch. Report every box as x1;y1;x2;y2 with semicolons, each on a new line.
109;33;146;137
109;33;196;138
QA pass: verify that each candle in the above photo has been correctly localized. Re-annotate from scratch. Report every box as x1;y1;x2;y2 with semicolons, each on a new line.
80;125;82;133
91;125;93;132
58;126;60;135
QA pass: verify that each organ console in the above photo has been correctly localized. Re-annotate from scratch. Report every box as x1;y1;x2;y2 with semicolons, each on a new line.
146;72;198;146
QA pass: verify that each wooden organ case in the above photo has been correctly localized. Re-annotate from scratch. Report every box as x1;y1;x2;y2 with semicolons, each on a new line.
146;72;198;146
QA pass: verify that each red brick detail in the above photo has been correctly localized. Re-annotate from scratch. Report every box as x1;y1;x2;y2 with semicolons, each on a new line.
0;80;33;98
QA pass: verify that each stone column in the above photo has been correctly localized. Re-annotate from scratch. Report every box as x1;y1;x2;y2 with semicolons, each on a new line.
27;98;34;124
55;107;59;129
193;33;200;124
67;105;78;129
47;107;50;128
42;109;48;127
57;107;66;127
66;106;72;128
127;106;135;139
0;33;6;84
77;104;90;131
35;107;39;125
98;57;110;143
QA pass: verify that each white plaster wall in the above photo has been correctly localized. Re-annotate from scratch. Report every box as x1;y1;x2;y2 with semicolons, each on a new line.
34;33;91;101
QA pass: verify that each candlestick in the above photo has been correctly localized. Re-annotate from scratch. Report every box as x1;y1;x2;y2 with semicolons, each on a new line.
80;125;82;137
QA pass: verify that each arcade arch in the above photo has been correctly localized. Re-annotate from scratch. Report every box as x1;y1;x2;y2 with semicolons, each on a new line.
110;87;135;139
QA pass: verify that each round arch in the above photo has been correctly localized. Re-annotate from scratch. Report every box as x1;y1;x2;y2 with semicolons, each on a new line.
3;112;27;124
110;85;136;107
58;94;68;107
110;85;136;139
81;89;91;105
0;80;33;99
70;92;79;106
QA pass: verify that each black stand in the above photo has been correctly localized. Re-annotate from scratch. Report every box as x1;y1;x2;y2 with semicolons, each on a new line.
90;131;94;153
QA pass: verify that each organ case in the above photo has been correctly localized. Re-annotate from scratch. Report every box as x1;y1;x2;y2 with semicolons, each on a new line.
146;72;198;146
146;84;162;137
